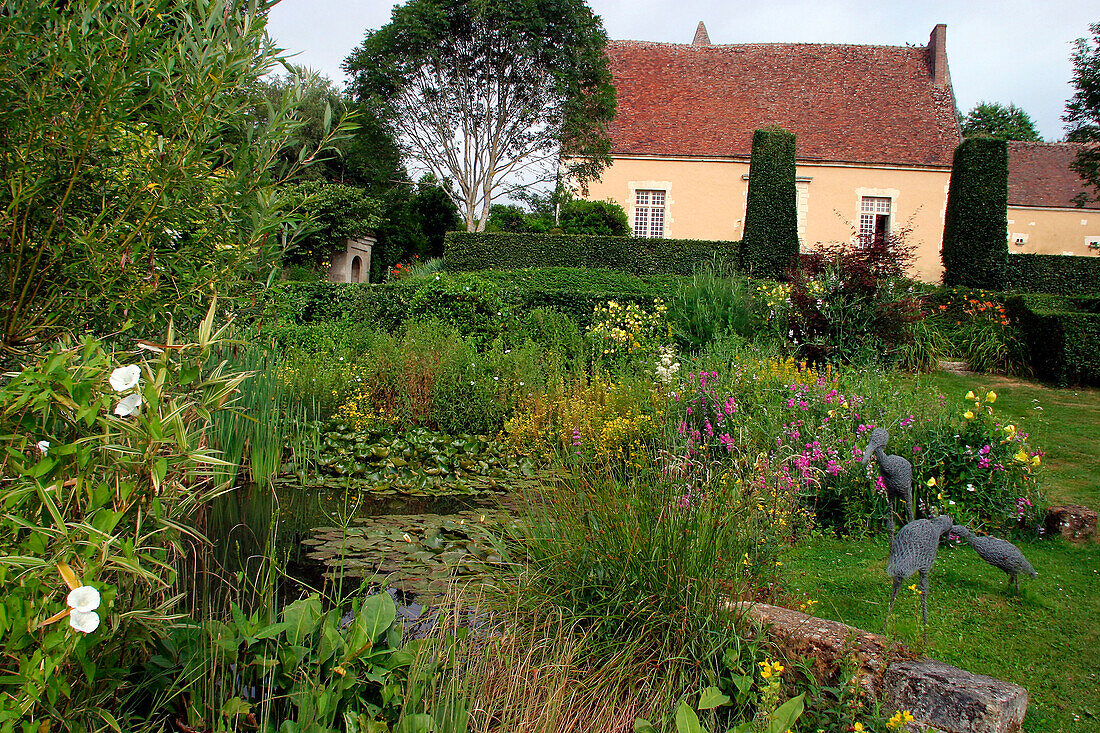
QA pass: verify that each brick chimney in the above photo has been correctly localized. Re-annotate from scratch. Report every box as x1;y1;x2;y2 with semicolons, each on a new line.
928;23;949;86
693;21;711;46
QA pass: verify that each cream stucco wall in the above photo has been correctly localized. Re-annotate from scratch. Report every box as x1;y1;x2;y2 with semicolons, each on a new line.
583;156;954;281
1006;206;1100;258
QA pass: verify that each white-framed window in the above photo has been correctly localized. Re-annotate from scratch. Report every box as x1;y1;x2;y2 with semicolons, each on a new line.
859;196;891;245
634;189;666;238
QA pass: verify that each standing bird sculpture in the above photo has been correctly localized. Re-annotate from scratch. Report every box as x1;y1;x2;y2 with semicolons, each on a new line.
951;525;1038;593
861;428;914;541
887;515;954;626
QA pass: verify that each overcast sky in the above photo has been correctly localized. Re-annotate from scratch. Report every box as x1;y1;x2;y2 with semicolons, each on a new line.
266;0;1094;142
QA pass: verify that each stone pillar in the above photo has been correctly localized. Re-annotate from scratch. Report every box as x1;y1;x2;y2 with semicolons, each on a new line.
328;235;375;284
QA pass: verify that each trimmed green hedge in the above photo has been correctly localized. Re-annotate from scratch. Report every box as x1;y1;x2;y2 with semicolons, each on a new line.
942;138;1009;289
443;232;740;275
1006;293;1100;385
1005;254;1100;295
741;128;799;280
263;268;686;334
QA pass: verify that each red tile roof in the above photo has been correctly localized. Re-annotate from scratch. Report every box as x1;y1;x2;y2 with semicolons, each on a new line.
1007;141;1100;210
606;40;962;167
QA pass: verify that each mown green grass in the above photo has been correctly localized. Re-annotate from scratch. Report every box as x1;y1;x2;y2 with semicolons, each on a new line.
784;371;1100;732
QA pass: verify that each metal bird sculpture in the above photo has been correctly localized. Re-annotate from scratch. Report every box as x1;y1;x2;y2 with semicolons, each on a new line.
951;525;1038;593
887;515;954;626
861;428;915;541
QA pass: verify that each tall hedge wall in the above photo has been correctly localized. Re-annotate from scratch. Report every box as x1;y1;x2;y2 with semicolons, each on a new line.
444;232;740;275
942;138;1009;289
1005;253;1100;295
1006;293;1100;385
740;128;799;280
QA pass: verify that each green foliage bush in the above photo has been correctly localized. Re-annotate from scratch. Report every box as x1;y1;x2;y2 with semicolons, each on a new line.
942;138;1009;289
667;267;767;351
277;180;383;267
0;0;349;349
444;232;740;275
0;321;246;729
406;273;508;345
558;199;630;235
1004;253;1100;295
264;268;688;332
740;128;800;280
1007;294;1100;385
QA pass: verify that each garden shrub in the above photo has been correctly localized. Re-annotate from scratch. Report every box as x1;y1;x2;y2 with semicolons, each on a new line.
942;137;1009;289
668;346;1044;534
740;128;799;280
785;237;922;367
406;273;509;345
926;287;1025;373
1004;253;1100;295
444;232;740;275
1007;293;1100;385
0;323;249;728
558;199;631;235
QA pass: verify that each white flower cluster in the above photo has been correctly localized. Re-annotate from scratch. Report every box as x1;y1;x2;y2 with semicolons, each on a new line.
67;585;101;633
654;345;681;386
109;364;142;417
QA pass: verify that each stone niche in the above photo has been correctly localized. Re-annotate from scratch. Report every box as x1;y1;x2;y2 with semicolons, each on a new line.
328;235;375;284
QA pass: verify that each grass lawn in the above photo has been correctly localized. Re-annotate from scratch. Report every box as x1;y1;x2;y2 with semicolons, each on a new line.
783;371;1100;733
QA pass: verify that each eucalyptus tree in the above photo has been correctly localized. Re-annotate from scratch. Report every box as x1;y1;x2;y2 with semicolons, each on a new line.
344;0;616;232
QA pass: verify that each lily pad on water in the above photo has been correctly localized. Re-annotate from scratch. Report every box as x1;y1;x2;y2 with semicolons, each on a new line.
301;510;514;601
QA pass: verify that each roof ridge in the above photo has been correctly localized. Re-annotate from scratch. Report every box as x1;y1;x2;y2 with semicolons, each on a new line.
1006;140;1080;148
609;38;925;51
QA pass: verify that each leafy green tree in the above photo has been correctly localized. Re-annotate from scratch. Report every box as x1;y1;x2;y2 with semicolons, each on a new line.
278;181;383;270
558;199;629;235
344;0;617;232
372;175;461;280
961;102;1043;141
1065;21;1100;204
0;0;351;351
257;71;408;193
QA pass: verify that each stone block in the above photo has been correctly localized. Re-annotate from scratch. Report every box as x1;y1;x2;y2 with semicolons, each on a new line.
884;659;1028;733
734;602;1028;733
1044;505;1097;542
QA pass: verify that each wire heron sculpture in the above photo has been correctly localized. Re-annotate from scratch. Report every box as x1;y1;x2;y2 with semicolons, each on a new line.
887;515;954;628
861;428;914;542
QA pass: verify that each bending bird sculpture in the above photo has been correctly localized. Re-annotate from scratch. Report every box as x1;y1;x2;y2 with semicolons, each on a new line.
861;427;914;541
887;515;954;625
951;525;1038;593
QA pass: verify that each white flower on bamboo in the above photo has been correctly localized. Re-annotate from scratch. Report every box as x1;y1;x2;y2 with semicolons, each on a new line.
66;585;101;633
108;364;141;392
114;393;143;417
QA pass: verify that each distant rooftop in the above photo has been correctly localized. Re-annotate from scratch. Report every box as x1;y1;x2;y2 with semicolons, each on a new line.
1007;141;1100;210
606;25;961;167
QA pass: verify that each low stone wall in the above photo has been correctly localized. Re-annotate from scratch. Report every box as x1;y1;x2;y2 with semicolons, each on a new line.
734;603;1028;733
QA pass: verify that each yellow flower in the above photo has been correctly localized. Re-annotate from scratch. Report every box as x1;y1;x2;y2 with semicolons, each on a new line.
886;710;916;729
926;477;936;487
964;410;975;420
965;391;977;400
1004;424;1016;436
1031;455;1041;467
1014;449;1029;463
985;391;997;403
908;583;918;592
853;724;866;732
